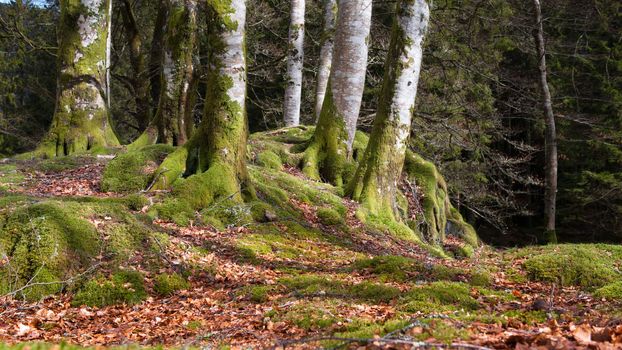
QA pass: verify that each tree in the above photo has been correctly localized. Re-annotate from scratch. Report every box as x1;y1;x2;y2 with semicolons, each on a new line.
119;0;151;130
532;0;557;242
283;0;305;127
347;0;429;220
301;0;372;186
130;0;197;148
314;0;336;121
35;0;119;157
151;0;255;206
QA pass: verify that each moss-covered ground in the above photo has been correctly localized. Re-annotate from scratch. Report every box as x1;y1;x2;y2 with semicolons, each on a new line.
1;129;622;348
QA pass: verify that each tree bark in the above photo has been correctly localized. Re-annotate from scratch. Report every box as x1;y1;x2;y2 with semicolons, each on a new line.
347;0;430;220
120;0;151;130
283;0;305;127
149;0;169;108
129;0;197;148
302;0;372;186
152;0;255;204
532;0;558;242
36;0;119;157
314;0;337;121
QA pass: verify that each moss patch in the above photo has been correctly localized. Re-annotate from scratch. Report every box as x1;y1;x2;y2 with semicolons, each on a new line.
280;274;400;303
72;270;147;307
256;151;283;170
153;273;189;296
101;144;175;193
400;282;480;312
518;244;622;289
317;207;344;226
594;281;622;301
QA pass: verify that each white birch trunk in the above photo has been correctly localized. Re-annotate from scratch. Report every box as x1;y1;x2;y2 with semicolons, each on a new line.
283;0;305;126
348;0;429;219
314;0;337;121
331;0;372;153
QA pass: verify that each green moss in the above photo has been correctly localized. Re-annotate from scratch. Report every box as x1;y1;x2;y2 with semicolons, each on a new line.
240;284;275;303
0;202;100;300
0;164;24;186
0;198;160;300
101;144;175;193
124;193;149;211
249;201;276;222
72;270;147;307
280;274;400;303
334;318;410;340
256;150;283;170
469;270;493;287
274;302;343;331
35;156;92;173
153;273;190;296
594;281;622;300
317;207;344;226
353;255;422;282
520;244;622;289
401;282;480;311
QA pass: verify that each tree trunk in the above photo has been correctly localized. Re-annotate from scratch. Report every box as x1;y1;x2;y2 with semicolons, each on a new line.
283;0;305;127
302;0;372;186
314;0;337;121
149;0;169;108
532;0;558;243
129;0;197;148
347;0;429;220
152;0;255;204
35;0;119;157
120;0;151;130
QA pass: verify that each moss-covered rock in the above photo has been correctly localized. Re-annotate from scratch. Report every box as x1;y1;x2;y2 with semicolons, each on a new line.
72;270;147;307
520;244;622;289
101;144;175;193
0;198;159;300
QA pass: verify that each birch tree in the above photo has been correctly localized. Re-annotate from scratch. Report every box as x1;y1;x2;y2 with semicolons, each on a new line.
314;0;337;121
283;0;305;126
347;0;429;219
151;0;255;205
302;0;372;186
130;0;197;148
35;0;119;157
532;0;558;242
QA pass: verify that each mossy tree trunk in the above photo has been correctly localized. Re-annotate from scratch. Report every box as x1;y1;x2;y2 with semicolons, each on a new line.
120;0;151;130
130;0;197;149
148;0;169;109
347;0;429;220
314;0;336;121
152;0;255;204
35;0;119;157
283;0;305;127
532;0;558;243
301;0;372;186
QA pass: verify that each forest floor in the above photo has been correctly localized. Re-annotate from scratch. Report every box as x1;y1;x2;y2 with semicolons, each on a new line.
1;150;622;349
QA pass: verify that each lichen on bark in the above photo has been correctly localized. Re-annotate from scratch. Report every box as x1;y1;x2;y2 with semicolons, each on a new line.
35;0;119;157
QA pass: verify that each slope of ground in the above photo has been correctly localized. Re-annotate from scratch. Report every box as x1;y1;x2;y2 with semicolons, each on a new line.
1;131;622;349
